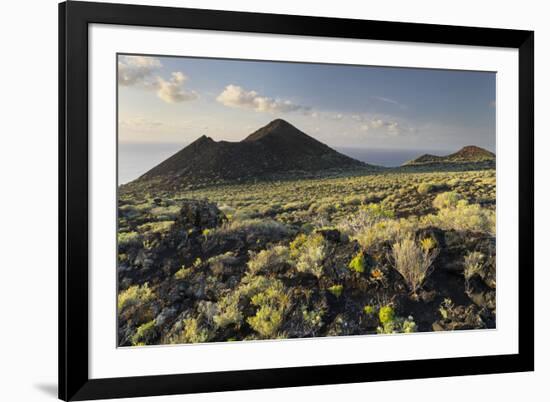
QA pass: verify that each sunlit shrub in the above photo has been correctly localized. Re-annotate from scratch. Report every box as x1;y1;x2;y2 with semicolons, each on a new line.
117;283;153;311
150;205;180;220
328;284;343;298
348;251;366;273
117;231;141;247
214;275;279;329
433;191;463;210
208;252;238;274
213;293;242;328
420;236;437;253
377;305;417;334
131;320;157;346
351;216;418;250
338;203;394;238
171;318;210;344
214;219;291;239
417;183;436;194
292;233;326;278
422;199;495;234
379;305;395;324
247;246;290;274
137;220;174;234
174;265;192;280
464;251;485;279
392;235;438;295
246;281;289;338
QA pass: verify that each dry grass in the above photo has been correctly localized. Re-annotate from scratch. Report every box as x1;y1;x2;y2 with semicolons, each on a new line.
392;235;438;295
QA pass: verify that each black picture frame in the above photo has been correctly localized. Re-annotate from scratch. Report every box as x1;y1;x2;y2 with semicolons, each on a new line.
59;1;534;400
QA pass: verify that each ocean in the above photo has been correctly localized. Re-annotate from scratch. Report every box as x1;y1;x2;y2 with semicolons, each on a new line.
118;142;452;185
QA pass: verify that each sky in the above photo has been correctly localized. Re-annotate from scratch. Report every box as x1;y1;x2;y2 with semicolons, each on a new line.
118;54;496;152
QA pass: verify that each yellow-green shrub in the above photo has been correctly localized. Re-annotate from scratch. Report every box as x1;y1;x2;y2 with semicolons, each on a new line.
247;246;289;274
118;283;153;311
417;183;436;194
292;233;326;278
433;191;463;210
131;320;156;346
171;318;210;344
328;284;343;298
246;281;289;338
118;231;141;247
348;251;366;273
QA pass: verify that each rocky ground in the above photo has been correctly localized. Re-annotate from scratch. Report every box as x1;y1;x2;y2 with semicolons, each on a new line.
117;191;496;346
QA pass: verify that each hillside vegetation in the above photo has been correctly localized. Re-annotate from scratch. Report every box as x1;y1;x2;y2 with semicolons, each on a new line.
118;168;496;346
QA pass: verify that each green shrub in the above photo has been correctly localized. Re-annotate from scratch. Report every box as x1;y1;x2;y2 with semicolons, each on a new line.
433;191;463;210
174;266;192;280
214;275;279;329
328;284;343;298
137;220;174;234
246;281;289;338
379;305;395;324
420;237;436;252
131;320;157;346
417;183;436;194
208;252;238;273
363;305;375;315
338;203;397;249
348;251;366;273
352;217;417;251
213;293;242;328
377;306;417;334
171;318;210;344
118;283;153;311
293;233;326;278
422;199;495;234
150;205;180;219
289;233;308;258
118;231;141;247
247;246;290;274
215;219;291;238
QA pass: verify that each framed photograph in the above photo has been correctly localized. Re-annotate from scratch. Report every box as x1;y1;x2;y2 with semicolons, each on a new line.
59;1;534;400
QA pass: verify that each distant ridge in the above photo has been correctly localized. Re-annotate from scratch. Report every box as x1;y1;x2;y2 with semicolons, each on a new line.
130;119;374;190
403;145;495;167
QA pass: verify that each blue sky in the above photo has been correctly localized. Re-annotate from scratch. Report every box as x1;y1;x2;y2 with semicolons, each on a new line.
118;54;496;152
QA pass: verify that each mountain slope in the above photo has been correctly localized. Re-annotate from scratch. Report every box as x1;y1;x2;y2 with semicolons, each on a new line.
403;145;495;167
131;119;373;190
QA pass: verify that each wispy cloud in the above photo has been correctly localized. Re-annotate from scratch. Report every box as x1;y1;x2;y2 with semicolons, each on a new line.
119;117;164;130
118;55;198;104
216;84;311;114
371;96;407;109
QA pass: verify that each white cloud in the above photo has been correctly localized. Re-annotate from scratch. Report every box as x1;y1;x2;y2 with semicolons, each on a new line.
349;114;406;136
216;84;310;114
369;119;385;129
118;56;198;103
156;72;198;103
118;56;162;86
